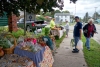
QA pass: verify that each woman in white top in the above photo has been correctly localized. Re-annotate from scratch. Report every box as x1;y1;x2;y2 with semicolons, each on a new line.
65;21;69;37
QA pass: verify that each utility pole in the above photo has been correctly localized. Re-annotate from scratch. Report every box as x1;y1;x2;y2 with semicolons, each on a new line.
24;8;26;35
95;7;97;20
75;4;76;16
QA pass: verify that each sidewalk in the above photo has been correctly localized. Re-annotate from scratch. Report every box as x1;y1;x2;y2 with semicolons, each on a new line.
53;31;88;67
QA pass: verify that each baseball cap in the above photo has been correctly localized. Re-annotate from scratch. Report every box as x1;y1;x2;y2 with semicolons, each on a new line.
75;16;79;19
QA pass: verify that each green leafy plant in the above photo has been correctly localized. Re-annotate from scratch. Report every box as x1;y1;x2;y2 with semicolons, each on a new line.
11;28;24;38
0;38;13;49
0;26;8;33
44;27;50;36
36;16;46;21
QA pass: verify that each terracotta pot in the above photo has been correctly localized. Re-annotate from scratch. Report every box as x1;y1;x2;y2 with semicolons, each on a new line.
0;47;4;57
39;41;46;47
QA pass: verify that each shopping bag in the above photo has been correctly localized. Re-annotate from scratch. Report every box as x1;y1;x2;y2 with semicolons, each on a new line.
76;40;83;50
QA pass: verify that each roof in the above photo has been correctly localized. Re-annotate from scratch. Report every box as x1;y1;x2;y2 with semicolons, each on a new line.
54;13;70;16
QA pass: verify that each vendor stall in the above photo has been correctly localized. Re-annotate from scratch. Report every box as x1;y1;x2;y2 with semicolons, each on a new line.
50;29;64;38
0;54;34;67
49;18;64;39
0;33;54;67
39;46;54;67
14;36;54;67
14;46;45;67
14;46;54;67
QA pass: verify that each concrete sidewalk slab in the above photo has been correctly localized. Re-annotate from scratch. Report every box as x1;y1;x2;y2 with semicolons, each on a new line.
53;32;88;67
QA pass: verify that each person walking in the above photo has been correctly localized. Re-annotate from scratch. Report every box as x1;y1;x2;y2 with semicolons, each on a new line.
72;16;82;53
50;18;56;29
65;21;69;38
83;18;97;51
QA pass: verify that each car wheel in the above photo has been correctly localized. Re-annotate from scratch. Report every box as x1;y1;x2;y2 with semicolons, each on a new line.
26;26;31;32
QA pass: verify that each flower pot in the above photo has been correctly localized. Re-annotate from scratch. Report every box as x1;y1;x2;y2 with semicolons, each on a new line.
0;47;4;57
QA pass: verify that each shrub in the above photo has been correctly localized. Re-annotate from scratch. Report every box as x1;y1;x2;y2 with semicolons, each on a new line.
11;28;24;38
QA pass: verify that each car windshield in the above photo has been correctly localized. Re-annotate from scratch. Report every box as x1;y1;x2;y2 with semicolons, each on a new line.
19;18;24;22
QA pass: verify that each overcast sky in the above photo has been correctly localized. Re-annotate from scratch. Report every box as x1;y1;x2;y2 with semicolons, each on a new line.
63;0;100;18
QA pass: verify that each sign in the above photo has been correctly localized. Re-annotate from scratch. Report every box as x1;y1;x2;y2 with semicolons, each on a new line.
26;12;35;21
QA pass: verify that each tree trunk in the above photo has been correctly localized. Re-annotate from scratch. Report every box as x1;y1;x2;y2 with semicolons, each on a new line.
8;13;18;32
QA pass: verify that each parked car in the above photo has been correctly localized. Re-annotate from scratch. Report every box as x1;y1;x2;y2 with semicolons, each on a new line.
17;18;47;32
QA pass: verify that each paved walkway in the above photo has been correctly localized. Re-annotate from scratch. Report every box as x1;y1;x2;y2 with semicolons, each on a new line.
53;31;88;67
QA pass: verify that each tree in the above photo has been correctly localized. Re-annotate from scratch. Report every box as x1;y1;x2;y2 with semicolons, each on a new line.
0;0;77;32
92;12;100;20
44;12;52;17
54;10;61;13
83;12;89;23
0;0;78;16
36;16;46;21
39;10;61;18
70;0;77;4
0;0;64;32
0;0;64;16
62;10;69;13
92;12;96;20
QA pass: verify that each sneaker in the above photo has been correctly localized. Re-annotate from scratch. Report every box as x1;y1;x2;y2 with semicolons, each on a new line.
73;48;79;51
88;49;90;51
72;50;79;53
87;47;90;51
73;49;76;51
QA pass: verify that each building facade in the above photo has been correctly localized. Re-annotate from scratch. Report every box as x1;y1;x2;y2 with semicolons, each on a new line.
54;13;70;23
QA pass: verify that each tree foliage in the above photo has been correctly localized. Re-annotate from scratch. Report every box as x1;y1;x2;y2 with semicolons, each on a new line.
43;12;52;17
62;10;69;13
55;10;61;13
92;12;100;20
70;0;77;4
38;9;70;18
0;0;64;17
83;12;89;23
0;0;20;16
36;16;46;21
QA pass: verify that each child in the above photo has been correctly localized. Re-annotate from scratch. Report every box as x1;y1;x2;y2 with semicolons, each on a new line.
65;21;69;38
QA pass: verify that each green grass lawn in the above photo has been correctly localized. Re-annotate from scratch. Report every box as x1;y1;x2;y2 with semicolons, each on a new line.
55;32;65;48
82;35;100;67
61;22;66;26
69;22;75;26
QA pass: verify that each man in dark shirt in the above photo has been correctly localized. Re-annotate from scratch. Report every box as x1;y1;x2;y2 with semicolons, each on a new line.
72;16;82;53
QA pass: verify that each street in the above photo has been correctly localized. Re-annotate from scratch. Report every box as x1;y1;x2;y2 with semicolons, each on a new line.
93;24;100;44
